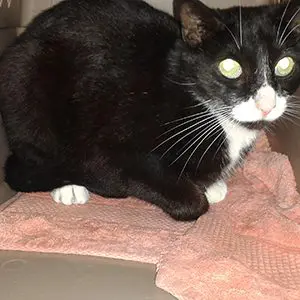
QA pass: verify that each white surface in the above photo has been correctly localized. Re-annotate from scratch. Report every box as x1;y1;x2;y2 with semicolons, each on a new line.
0;251;176;300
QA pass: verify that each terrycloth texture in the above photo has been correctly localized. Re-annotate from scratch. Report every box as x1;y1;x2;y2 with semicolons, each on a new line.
1;134;300;300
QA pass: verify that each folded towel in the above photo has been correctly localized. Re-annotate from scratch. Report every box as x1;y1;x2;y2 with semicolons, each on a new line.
1;133;300;300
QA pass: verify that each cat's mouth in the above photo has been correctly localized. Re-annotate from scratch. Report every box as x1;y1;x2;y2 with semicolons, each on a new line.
231;99;286;123
231;86;287;124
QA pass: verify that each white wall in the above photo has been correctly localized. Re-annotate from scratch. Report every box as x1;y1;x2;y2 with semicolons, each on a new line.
146;0;271;14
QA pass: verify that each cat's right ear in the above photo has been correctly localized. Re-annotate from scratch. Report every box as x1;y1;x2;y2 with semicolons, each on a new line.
173;0;222;47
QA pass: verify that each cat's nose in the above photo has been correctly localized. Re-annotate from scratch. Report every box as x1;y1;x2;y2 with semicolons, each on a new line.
256;99;276;116
255;85;276;116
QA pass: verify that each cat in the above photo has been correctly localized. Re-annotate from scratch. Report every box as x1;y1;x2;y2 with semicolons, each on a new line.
0;0;299;221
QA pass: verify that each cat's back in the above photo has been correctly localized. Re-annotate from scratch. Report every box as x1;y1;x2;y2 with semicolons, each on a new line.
14;0;178;52
0;0;180;152
0;0;179;92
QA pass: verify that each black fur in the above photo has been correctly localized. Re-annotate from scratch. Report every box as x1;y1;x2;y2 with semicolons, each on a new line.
0;0;299;221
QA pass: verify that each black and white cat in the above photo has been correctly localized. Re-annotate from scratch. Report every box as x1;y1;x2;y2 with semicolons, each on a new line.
0;0;299;221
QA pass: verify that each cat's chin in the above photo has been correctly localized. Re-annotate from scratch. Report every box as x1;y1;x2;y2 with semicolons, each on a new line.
233;120;268;131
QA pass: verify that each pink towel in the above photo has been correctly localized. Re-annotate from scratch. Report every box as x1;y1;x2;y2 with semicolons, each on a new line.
1;134;300;300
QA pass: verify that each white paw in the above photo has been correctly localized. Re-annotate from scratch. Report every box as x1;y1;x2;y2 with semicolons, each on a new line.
205;180;228;204
51;185;89;205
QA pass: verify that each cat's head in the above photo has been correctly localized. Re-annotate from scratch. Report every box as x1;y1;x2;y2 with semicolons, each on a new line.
173;0;300;127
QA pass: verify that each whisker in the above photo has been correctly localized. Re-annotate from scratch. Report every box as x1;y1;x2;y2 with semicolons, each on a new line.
282;112;300;127
160;117;219;158
239;0;243;46
184;99;216;109
213;135;227;160
288;98;300;103
279;7;300;45
162;106;230;127
264;124;275;135
170;118;225;166
163;111;210;126
215;10;240;49
177;120;227;180
223;23;241;50
196;129;225;173
159;114;216;138
285;112;300;121
287;105;300;110
286;106;300;112
280;23;300;46
276;0;291;43
211;114;235;160
153;107;231;154
290;94;300;99
173;113;229;175
164;76;197;86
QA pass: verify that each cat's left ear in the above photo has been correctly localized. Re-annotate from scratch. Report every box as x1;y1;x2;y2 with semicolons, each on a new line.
173;0;222;47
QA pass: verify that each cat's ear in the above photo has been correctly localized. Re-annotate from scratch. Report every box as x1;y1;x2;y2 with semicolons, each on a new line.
173;0;222;47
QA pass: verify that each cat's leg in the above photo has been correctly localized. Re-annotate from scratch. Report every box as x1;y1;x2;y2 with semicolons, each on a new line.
205;179;228;204
127;178;209;221
51;185;89;205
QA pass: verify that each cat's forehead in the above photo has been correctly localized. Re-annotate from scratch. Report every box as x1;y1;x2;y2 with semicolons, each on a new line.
219;6;277;38
215;5;300;59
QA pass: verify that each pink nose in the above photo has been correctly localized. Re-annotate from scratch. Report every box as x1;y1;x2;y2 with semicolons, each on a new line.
256;100;275;116
255;85;276;117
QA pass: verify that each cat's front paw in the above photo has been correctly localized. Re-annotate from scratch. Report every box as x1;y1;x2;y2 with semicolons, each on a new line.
51;185;89;205
205;180;228;204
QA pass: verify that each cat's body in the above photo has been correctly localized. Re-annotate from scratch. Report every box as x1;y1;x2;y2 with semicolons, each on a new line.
0;0;299;221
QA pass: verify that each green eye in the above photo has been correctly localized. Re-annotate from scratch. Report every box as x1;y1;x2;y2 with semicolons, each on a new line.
218;58;242;79
275;57;295;77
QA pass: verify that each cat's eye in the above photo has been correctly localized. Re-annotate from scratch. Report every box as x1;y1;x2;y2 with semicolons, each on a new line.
218;59;242;79
275;57;295;77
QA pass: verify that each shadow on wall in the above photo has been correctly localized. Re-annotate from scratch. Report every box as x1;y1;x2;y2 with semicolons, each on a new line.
0;0;20;203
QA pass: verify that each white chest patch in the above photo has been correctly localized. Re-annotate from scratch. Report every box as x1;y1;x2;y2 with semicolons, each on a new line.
220;120;258;175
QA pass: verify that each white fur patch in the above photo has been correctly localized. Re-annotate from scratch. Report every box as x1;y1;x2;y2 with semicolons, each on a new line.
51;185;89;205
221;119;258;174
232;84;287;122
205;180;228;204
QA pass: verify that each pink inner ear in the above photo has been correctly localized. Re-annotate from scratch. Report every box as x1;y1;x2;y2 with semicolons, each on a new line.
175;0;222;47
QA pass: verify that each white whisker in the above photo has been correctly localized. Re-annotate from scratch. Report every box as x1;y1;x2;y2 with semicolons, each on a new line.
163;111;210;126
279;7;300;45
170;119;224;166
160;117;219;158
185;99;215;109
164;76;197;86
159;114;216;138
212;114;236;160
176;120;226;180
173;114;229;179
162;106;230;128
196;129;225;173
239;0;243;46
223;23;241;50
282;112;300;127
280;23;300;46
215;9;240;50
276;0;291;43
